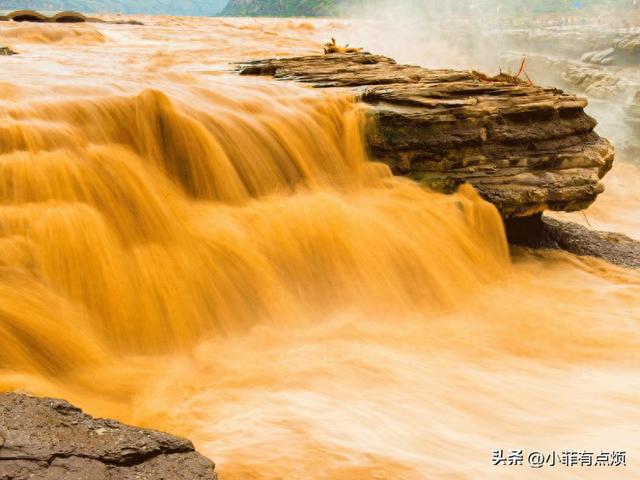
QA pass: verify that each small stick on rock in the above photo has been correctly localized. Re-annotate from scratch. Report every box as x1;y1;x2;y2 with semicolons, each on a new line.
323;38;362;54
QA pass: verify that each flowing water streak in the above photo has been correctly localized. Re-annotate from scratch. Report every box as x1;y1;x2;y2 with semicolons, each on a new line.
0;18;639;480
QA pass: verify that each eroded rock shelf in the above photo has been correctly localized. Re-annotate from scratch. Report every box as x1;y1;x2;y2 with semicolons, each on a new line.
238;53;615;218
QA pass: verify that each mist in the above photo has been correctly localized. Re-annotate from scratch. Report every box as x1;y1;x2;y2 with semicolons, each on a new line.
319;0;640;237
330;0;638;147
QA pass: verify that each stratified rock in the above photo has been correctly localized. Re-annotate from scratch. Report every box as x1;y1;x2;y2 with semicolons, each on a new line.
238;53;614;218
500;53;640;160
0;393;217;480
506;213;640;268
0;47;17;56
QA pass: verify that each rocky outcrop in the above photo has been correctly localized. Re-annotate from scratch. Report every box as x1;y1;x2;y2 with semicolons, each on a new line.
506;214;640;268
238;53;614;218
498;28;640;67
0;393;217;480
580;38;640;67
0;46;16;56
500;39;640;159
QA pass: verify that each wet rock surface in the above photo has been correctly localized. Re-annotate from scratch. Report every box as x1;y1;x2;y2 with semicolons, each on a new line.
238;53;614;218
0;393;217;480
506;213;640;268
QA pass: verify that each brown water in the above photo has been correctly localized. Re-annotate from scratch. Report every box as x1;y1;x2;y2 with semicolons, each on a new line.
1;17;640;479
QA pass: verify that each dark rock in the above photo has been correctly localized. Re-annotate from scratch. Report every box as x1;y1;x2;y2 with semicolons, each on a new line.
104;19;146;26
0;393;217;480
238;53;614;218
506;213;640;268
0;47;17;56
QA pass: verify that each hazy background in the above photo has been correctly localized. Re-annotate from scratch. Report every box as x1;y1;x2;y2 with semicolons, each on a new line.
0;0;228;15
1;0;638;16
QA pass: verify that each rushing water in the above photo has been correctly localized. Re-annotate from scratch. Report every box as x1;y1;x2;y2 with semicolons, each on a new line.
1;17;640;480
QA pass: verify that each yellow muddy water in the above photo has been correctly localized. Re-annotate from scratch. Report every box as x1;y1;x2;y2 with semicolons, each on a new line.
1;17;639;480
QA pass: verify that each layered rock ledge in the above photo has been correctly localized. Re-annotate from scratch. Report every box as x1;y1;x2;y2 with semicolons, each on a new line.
238;53;614;219
0;393;217;480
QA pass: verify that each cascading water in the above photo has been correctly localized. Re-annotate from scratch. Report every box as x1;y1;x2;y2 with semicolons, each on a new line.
0;18;639;480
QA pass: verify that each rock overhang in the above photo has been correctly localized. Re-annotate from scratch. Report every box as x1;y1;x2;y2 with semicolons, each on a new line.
237;53;615;219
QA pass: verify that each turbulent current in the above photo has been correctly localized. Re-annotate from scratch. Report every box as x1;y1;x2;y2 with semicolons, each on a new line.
1;16;640;480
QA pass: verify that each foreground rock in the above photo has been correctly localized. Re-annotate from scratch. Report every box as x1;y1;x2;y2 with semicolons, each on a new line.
0;47;16;56
506;214;640;268
238;53;614;218
0;393;217;480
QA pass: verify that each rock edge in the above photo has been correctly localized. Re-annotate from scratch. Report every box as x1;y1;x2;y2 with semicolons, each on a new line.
238;53;615;219
0;393;217;480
